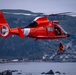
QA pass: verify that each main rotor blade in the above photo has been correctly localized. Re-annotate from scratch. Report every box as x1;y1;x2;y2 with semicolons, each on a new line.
32;12;76;17
47;12;76;16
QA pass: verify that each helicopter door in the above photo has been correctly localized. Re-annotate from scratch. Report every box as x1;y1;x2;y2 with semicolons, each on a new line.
35;27;47;36
47;26;55;36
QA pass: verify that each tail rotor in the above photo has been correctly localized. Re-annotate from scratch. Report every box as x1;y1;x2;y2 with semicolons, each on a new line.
0;25;10;38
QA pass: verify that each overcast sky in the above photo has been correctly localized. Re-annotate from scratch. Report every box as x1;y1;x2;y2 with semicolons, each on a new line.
0;0;76;14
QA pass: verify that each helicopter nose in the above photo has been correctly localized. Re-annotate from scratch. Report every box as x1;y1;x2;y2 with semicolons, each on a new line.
67;33;70;37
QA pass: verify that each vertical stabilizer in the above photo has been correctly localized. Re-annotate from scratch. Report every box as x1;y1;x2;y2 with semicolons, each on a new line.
0;11;10;38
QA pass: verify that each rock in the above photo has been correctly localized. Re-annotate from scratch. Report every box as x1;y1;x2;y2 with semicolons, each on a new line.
17;72;22;74
11;70;18;72
2;70;12;75
41;72;45;74
46;70;54;74
0;72;2;75
55;71;61;74
63;72;66;74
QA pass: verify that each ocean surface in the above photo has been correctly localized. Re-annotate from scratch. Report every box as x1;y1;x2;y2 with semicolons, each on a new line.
0;62;76;75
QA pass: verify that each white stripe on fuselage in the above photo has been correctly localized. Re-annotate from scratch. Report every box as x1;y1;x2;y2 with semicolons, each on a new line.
24;28;30;36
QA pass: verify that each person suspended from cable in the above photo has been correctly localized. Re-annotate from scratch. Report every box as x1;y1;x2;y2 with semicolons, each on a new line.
57;43;65;54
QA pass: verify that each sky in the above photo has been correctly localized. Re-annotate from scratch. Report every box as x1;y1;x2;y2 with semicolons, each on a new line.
0;0;76;14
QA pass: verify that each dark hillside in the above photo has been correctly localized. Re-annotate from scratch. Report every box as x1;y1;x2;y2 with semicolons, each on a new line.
0;9;76;62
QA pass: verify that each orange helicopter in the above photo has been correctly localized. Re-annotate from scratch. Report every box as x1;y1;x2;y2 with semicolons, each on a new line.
0;11;70;39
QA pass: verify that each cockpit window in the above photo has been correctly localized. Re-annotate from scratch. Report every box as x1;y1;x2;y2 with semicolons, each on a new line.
54;25;62;35
57;25;67;34
25;21;38;28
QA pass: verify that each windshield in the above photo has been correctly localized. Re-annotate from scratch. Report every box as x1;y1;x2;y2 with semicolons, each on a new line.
25;21;38;28
57;24;67;34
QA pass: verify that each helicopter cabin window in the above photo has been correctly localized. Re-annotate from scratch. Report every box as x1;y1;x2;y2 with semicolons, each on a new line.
25;21;38;28
47;27;53;32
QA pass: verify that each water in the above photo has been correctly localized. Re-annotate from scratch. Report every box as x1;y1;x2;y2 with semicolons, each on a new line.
0;62;76;75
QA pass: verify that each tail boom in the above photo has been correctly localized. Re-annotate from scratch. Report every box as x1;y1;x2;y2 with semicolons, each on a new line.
0;11;25;38
10;28;24;38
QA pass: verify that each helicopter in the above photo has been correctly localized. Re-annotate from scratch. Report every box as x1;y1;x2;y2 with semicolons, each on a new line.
0;11;70;39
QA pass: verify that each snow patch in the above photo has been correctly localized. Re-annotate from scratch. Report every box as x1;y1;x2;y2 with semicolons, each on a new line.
3;12;35;16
